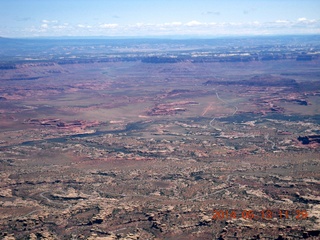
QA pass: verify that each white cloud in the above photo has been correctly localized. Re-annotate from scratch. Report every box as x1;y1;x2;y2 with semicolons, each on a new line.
17;17;320;38
298;17;308;22
185;20;203;27
296;18;317;24
132;22;155;28
134;22;145;28
52;25;67;29
163;22;182;27
77;24;92;29
229;22;243;26
99;23;118;28
275;20;290;24
42;19;58;24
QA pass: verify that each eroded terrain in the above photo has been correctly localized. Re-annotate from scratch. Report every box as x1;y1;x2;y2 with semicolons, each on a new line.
0;36;319;239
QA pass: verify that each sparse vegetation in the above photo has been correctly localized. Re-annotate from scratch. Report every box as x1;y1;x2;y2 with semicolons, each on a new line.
0;36;319;239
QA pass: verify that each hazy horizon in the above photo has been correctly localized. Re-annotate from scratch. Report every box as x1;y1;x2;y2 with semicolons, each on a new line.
2;33;320;40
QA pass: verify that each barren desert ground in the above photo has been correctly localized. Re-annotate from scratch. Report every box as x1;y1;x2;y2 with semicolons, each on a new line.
0;36;319;239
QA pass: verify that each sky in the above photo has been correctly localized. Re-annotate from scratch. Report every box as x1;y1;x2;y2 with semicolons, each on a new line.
0;0;319;38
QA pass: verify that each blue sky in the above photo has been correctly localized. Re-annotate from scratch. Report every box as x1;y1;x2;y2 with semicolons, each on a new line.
0;0;319;37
